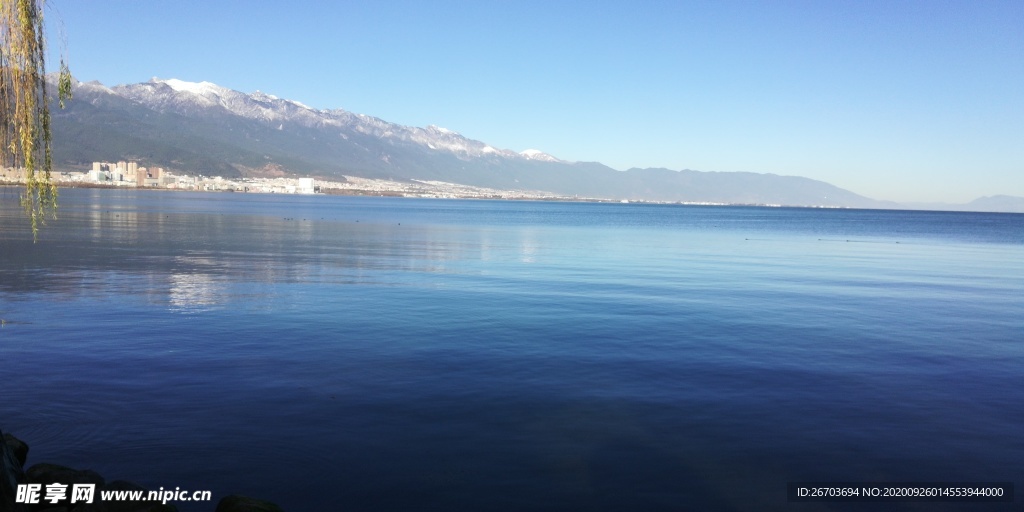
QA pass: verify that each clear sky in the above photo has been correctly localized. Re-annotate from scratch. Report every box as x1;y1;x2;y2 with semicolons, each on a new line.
44;0;1022;203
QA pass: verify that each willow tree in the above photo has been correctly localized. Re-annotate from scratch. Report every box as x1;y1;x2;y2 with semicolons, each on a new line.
0;0;71;238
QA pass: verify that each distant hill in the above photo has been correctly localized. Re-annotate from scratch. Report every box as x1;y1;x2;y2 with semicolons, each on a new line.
963;195;1024;213
44;77;931;209
898;195;1024;214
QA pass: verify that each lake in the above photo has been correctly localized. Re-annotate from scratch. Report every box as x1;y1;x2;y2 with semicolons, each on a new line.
1;188;1021;511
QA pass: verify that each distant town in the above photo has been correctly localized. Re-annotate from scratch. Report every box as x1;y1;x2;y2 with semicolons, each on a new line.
0;160;587;201
0;161;787;206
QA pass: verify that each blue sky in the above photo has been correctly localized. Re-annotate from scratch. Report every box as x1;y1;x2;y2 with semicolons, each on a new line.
45;0;1022;203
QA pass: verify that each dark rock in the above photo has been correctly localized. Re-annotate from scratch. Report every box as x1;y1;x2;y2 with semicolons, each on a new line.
23;464;104;511
214;495;283;512
2;434;268;512
2;435;28;469
1;428;28;512
24;464;105;489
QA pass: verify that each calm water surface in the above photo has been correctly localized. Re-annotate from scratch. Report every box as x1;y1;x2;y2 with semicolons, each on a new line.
1;188;1022;511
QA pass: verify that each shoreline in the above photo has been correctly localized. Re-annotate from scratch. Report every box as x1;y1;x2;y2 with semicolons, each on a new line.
0;182;821;208
4;182;1024;214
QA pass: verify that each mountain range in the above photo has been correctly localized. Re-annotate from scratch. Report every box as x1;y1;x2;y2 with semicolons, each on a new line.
49;77;1023;212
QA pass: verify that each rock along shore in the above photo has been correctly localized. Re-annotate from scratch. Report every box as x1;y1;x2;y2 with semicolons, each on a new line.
1;429;282;512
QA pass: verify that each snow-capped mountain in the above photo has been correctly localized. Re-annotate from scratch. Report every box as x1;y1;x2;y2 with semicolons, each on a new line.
50;77;891;207
104;78;561;164
519;149;561;162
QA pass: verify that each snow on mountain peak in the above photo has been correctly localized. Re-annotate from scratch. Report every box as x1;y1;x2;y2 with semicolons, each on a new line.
253;90;279;100
105;77;567;164
74;79;114;95
428;125;456;135
520;149;560;162
158;78;226;96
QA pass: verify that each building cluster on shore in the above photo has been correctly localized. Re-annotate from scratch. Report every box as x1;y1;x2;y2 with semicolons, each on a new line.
1;161;318;194
88;161;172;187
325;175;564;200
1;160;571;200
81;161;318;194
0;162;748;205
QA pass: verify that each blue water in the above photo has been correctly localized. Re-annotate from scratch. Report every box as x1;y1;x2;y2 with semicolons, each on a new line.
1;188;1022;511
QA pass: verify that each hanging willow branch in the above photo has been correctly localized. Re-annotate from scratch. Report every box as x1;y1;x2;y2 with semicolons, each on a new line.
0;0;71;239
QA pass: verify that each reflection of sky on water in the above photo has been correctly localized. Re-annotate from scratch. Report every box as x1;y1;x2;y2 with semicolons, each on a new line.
4;189;1023;313
168;271;223;312
1;190;565;313
518;229;538;264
